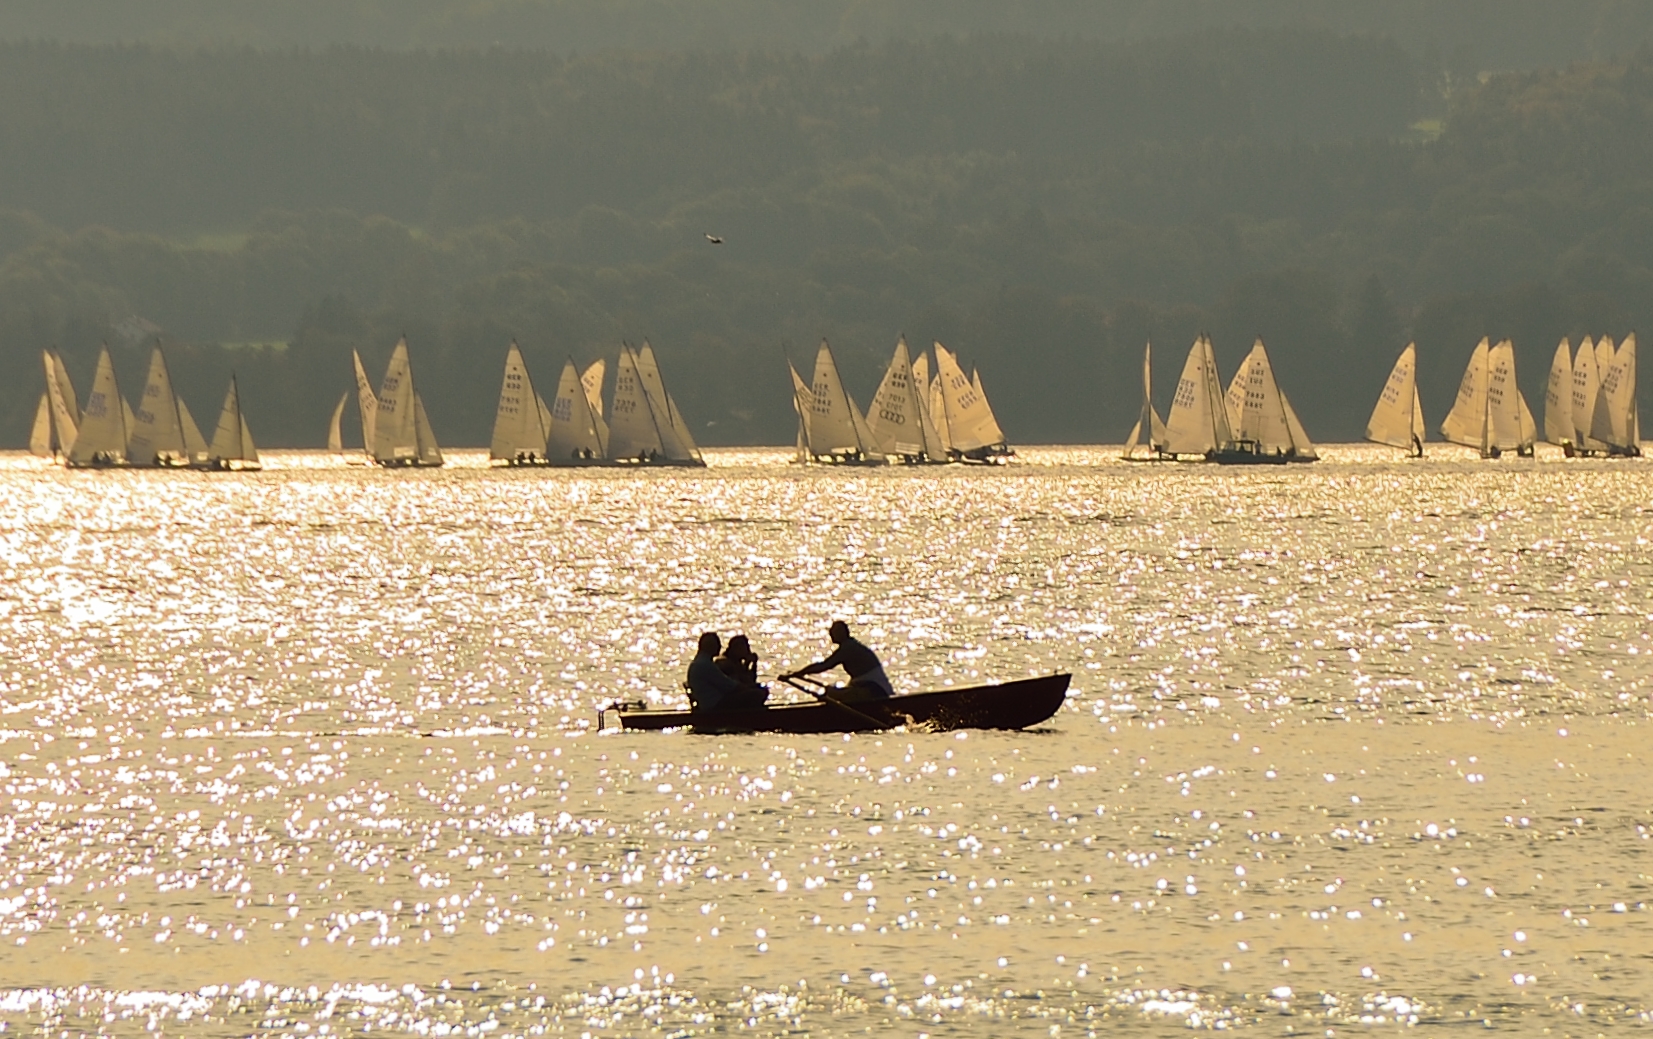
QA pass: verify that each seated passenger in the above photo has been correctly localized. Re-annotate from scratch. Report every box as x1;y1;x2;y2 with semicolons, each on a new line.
687;632;765;711
716;634;760;685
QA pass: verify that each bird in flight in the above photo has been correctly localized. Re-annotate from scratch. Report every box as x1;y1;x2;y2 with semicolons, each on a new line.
705;233;723;244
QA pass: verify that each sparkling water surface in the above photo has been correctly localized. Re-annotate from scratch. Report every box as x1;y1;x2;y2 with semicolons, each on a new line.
1;445;1650;1035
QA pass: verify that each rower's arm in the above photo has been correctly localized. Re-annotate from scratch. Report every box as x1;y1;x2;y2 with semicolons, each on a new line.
790;646;845;677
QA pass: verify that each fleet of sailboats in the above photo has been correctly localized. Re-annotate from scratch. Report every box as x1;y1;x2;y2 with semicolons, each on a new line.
24;329;1641;468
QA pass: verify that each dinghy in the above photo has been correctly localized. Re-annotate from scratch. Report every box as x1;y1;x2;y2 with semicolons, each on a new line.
37;350;81;460
1441;338;1535;457
868;337;947;463
372;338;444;467
933;343;1012;462
127;345;210;468
796;340;885;465
1216;339;1318;464
546;357;610;464
1365;343;1426;456
489;341;552;465
611;673;1070;735
606;344;705;466
1161;335;1247;462
66;346;130;468
206;376;261;470
1587;332;1640;456
1121;343;1171;461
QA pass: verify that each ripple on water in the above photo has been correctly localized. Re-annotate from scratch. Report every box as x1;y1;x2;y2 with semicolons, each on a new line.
0;445;1650;1035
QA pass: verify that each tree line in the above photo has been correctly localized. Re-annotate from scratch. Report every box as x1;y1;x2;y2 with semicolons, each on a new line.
1;32;1651;447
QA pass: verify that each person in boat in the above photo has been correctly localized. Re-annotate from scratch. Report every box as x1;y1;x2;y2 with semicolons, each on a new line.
717;634;760;685
782;621;893;703
687;632;766;712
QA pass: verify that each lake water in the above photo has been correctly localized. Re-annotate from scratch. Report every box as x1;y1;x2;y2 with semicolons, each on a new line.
0;445;1650;1036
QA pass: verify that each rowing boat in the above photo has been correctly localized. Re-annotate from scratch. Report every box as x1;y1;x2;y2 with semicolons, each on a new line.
611;673;1070;734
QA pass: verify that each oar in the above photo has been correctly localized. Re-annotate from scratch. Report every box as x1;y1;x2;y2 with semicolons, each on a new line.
781;675;890;730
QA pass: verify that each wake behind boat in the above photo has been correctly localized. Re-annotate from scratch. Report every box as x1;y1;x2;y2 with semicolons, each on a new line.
610;672;1070;734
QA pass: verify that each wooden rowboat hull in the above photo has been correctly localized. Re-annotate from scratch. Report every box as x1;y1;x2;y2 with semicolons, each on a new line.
616;673;1070;734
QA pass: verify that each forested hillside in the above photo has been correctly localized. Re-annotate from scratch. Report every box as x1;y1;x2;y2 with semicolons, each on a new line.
2;0;1651;69
1;30;1651;446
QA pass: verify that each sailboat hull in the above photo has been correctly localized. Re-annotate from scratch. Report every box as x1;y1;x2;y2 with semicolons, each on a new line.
951;445;1014;464
1209;440;1318;465
610;456;706;468
372;457;444;469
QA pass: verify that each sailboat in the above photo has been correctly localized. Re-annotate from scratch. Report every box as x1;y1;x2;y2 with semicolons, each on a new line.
1161;336;1234;460
789;362;813;463
371;338;444;467
795;340;884;465
489;341;552;465
1543;339;1573;448
34;350;82;460
546;357;609;464
1441;337;1535;457
1121;342;1171;461
1366;343;1426;457
932;343;1012;462
326;393;348;453
868;337;945;463
127;344;210;468
1587;332;1640;456
634;342;704;466
1218;339;1318;464
205;376;260;471
606;344;705;466
66;346;130;468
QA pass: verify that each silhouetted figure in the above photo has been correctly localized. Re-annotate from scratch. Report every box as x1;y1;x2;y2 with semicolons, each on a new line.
783;621;892;703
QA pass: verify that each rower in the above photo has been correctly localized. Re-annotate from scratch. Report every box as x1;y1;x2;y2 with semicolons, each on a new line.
782;621;892;702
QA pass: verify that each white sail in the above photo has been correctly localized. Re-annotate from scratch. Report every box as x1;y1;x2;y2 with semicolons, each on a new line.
1123;343;1170;459
807;341;883;460
67;346;129;466
932;343;1005;453
1440;338;1491;451
905;351;949;460
789;362;813;462
127;346;194;466
1163;336;1232;456
1596;336;1615;381
29;395;51;456
413;394;444;465
868;337;935;459
607;346;668;460
1367;343;1425;453
1486;339;1530;452
581;359;606;418
179;397;211;465
804;340;867;456
926;366;952;452
1223;351;1249;433
373;338;442;465
1543;339;1573;446
327;392;347;452
208;376;260;469
43;351;80;452
353;350;378;454
547;358;608;461
1591;333;1638;451
489;341;551;462
1570;336;1603;450
1229;339;1317;458
970;369;1007;447
635;342;703;464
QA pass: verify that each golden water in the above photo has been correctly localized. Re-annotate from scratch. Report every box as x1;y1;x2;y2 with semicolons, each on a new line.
0;446;1649;1035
